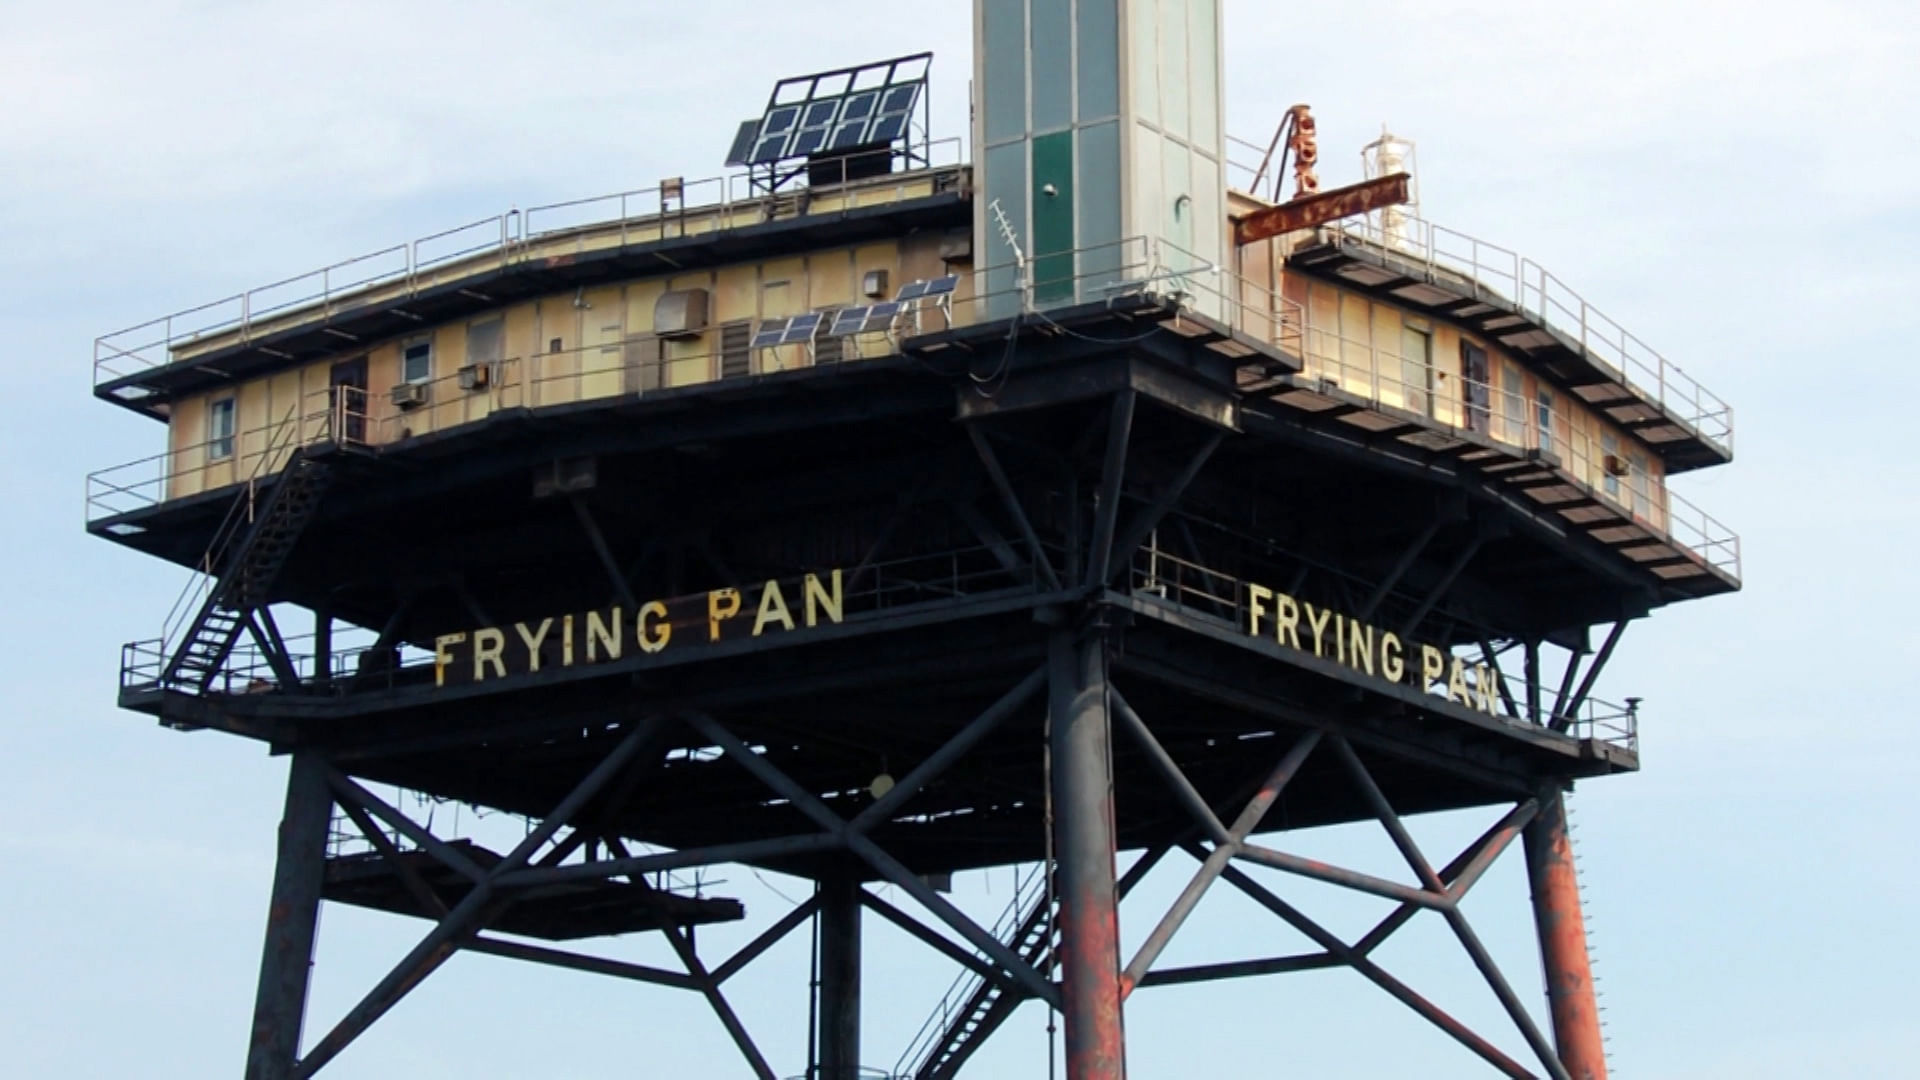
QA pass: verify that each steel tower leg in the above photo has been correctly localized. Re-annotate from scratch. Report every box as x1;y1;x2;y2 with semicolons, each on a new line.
817;872;863;1080
244;755;332;1080
1524;789;1608;1080
1048;629;1125;1080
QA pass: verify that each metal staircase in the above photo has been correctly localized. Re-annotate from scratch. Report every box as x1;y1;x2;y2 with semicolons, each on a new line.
895;864;1054;1080
158;449;333;691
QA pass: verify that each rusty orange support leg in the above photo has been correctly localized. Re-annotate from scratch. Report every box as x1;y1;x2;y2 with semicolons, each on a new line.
1049;629;1125;1080
1524;789;1608;1080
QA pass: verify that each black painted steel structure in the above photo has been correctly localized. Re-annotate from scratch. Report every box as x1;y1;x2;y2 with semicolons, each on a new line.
93;182;1733;1079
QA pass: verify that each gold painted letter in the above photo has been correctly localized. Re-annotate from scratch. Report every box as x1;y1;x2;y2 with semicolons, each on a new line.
515;618;554;673
754;579;796;636
804;570;844;627
1420;644;1444;689
1247;583;1273;638
1349;619;1375;676
1304;604;1333;658
1473;664;1497;714
434;632;466;687
587;608;622;662
1382;632;1404;682
708;588;741;642
474;627;507;682
1274;593;1302;650
638;601;670;653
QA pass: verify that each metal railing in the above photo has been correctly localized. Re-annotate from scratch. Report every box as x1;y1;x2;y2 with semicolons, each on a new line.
119;540;1043;695
1283;316;1740;580
1129;544;1639;752
893;861;1049;1079
85;386;357;520
1325;212;1734;454
92;139;967;389
91;225;1737;580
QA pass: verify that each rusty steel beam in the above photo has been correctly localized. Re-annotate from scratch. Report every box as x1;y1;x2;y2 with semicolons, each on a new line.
1526;790;1610;1080
1234;173;1412;247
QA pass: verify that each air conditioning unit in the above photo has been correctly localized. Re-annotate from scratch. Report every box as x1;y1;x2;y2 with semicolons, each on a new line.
457;363;490;390
654;288;710;339
390;382;428;409
1603;454;1630;477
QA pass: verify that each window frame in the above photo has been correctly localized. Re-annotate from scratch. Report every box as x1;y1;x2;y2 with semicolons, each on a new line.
1601;431;1622;498
1501;361;1527;445
1535;388;1556;446
208;396;237;461
1400;325;1432;418
401;336;434;385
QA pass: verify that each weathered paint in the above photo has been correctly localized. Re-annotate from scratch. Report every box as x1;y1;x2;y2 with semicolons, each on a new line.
1524;789;1608;1080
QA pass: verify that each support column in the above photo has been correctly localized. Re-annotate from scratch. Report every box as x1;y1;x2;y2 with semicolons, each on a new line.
245;755;333;1080
1523;788;1608;1080
1048;628;1124;1080
816;872;863;1080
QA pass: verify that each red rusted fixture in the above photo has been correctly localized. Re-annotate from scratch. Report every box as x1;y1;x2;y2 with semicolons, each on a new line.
1233;173;1413;246
1524;790;1609;1080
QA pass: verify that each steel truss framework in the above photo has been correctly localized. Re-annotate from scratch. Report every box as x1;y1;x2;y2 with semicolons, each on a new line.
247;655;1604;1080
152;345;1633;1080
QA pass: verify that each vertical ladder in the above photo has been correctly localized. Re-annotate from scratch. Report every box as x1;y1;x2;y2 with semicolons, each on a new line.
159;451;333;691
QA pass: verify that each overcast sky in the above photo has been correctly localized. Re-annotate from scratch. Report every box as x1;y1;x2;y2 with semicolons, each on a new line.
2;1;1915;1078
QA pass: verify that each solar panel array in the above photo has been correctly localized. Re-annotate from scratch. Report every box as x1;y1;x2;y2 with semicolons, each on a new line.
750;312;824;349
896;275;960;302
726;54;930;168
819;277;959;340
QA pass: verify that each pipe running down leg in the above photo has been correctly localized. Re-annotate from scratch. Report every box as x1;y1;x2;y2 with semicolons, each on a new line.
1524;789;1609;1080
1048;629;1126;1080
816;872;863;1080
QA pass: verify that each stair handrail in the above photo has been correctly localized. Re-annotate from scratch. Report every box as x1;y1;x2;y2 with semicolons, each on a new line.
893;861;1051;1079
156;403;308;658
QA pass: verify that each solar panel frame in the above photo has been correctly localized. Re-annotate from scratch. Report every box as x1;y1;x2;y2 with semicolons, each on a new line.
858;301;903;333
778;313;824;344
750;318;792;349
725;120;762;168
826;306;871;339
734;53;931;169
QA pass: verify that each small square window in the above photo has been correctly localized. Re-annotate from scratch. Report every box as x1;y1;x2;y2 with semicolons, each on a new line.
209;398;236;460
402;339;433;384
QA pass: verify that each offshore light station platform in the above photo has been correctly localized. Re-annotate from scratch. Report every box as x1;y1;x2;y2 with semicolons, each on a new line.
86;3;1738;1078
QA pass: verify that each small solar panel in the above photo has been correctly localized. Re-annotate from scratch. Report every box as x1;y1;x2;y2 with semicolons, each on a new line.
920;274;958;297
896;280;931;302
868;114;909;143
763;106;801;135
725;120;761;168
826;306;871;339
829;121;870;150
859;301;903;333
779;313;823;344
879;84;919;115
751;318;792;349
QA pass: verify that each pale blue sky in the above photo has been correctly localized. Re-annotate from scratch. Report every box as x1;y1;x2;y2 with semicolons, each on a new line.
2;1;1915;1077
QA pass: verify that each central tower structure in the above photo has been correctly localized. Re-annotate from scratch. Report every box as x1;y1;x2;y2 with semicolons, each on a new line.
975;0;1226;316
87;5;1737;1079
